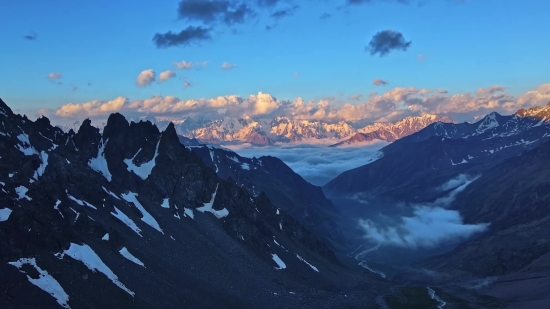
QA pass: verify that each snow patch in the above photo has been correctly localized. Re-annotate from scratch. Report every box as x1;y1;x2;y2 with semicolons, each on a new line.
119;247;145;267
196;184;229;219
102;233;109;241
210;150;219;173
121;192;163;233
15;186;32;200
111;207;143;237
67;193;97;210
56;243;134;296
184;207;194;219
0;207;13;222
16;133;38;155
271;254;286;270
33;151;49;180
88;138;112;181
54;200;64;218
102;187;120;199
124;137;161;180
9;258;71;308
161;198;170;209
241;162;250;170
296;254;319;272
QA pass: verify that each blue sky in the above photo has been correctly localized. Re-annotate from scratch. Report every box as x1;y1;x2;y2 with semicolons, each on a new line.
1;0;549;124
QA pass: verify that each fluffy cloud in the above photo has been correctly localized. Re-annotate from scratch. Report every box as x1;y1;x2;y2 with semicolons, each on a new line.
47;72;62;80
174;60;195;69
511;83;550;110
56;97;127;118
221;62;237;69
136;69;155;87
366;30;411;57
158;70;176;83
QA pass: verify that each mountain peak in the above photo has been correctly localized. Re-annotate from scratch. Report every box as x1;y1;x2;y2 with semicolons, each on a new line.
0;98;14;116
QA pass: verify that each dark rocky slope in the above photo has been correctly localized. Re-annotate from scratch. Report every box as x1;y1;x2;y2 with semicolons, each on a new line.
0;99;388;309
189;145;347;251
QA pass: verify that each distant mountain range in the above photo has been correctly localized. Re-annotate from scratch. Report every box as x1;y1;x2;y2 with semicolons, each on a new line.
58;114;454;146
329;114;453;147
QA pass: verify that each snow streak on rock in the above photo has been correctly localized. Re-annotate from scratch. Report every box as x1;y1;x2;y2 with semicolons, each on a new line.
271;254;286;270
88;138;112;181
124;137;160;180
121;192;163;233
9;257;71;308
111;207;143;237
196;184;229;219
119;247;145;267
56;243;135;296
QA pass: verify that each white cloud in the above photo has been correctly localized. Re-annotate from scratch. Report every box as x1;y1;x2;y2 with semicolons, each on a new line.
513;83;550;110
359;206;488;248
56;97;127;118
174;60;195;70
47;72;62;80
221;62;237;70
359;178;489;248
136;69;155;87
50;83;550;127
158;70;176;83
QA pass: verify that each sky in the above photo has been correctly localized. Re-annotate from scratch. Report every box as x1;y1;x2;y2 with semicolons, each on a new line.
2;0;550;125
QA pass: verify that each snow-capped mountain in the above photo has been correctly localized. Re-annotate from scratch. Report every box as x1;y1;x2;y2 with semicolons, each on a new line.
325;101;550;200
0;98;385;309
358;114;454;141
60;113;454;146
330;114;454;147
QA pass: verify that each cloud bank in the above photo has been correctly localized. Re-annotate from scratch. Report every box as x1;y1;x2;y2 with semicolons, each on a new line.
228;141;388;186
359;176;488;248
47;83;550;127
